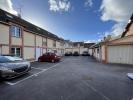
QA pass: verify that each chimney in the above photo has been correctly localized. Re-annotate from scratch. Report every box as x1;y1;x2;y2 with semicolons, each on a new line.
106;35;112;40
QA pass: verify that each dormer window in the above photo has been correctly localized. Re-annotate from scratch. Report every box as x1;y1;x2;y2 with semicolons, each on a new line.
11;26;22;38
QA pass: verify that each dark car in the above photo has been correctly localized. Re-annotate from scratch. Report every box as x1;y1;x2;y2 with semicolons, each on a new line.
82;51;89;56
0;56;31;79
65;52;73;56
38;52;61;63
73;51;80;56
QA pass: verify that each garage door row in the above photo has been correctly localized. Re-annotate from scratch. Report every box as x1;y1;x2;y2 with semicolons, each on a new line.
107;45;133;64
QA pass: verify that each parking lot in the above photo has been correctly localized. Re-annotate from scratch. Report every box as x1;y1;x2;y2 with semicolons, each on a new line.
0;56;133;100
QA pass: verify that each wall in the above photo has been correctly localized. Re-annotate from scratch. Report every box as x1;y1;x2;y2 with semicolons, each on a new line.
1;46;9;55
24;31;35;46
101;45;106;61
73;48;80;53
12;37;22;45
23;47;35;60
0;24;9;44
79;47;88;54
47;38;53;48
110;35;133;44
36;35;42;47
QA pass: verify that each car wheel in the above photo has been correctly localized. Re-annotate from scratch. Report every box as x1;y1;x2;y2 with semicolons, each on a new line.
38;59;41;62
51;59;55;63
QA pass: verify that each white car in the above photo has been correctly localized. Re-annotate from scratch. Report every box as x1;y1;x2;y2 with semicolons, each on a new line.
0;55;31;79
127;73;133;80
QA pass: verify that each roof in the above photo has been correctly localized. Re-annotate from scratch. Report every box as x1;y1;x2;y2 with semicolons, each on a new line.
121;13;133;37
73;42;84;46
89;43;99;49
84;43;95;48
0;9;63;41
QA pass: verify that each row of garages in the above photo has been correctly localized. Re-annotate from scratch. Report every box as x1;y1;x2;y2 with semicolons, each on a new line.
89;14;133;65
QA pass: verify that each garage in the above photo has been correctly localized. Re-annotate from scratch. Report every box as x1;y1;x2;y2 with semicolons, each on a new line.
107;45;133;65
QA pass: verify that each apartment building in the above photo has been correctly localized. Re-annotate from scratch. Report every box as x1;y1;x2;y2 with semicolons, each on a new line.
64;40;95;54
64;40;73;53
0;9;65;61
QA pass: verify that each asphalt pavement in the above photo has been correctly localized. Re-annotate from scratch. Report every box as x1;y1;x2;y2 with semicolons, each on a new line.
0;56;133;100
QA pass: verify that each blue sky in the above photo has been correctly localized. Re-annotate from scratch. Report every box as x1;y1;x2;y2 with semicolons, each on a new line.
1;0;133;42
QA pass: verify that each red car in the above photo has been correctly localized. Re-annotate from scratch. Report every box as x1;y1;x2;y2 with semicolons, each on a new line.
38;52;61;62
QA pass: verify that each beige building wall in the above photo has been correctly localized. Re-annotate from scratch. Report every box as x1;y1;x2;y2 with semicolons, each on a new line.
93;48;100;60
12;37;22;45
0;24;9;44
88;49;93;56
65;48;73;52
110;35;133;44
24;47;35;60
42;37;47;47
80;48;88;54
56;41;60;48
47;38;53;48
101;45;105;61
24;31;35;46
73;48;80;53
126;23;133;36
1;46;9;55
36;35;42;47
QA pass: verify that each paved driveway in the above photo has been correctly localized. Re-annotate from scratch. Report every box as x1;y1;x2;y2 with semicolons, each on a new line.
0;56;133;100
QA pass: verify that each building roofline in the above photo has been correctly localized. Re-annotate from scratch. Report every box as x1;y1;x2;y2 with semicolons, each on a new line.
0;9;64;42
121;13;133;38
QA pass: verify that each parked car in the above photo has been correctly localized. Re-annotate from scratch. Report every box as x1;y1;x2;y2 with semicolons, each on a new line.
65;52;73;56
0;55;31;79
73;51;80;56
38;52;61;62
82;51;89;56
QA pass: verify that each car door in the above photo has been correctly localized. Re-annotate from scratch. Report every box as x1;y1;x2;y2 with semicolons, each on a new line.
46;53;51;61
49;53;54;61
42;54;47;61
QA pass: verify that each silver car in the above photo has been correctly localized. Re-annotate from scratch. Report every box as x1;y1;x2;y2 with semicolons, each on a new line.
0;55;31;79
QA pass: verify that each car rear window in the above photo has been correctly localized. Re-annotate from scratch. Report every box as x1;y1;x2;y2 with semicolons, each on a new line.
0;56;11;63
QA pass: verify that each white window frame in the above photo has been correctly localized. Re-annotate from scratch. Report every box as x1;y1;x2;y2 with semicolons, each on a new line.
11;26;22;38
11;47;21;57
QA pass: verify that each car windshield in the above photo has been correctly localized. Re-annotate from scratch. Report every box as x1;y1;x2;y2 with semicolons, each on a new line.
0;56;22;63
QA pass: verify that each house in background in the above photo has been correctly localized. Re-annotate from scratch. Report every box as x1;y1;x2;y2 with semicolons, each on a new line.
72;42;94;54
64;40;73;53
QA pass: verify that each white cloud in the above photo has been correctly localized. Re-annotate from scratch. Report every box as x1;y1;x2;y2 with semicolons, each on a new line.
84;0;93;8
48;0;71;12
0;0;18;15
84;39;97;43
100;0;133;36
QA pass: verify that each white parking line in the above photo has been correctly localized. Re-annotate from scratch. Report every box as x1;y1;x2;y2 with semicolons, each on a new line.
31;67;44;70
5;62;64;86
83;81;111;100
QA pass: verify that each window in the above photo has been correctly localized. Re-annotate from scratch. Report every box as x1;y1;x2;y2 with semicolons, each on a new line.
97;48;99;53
53;40;56;47
11;26;22;38
11;47;21;57
43;39;47;46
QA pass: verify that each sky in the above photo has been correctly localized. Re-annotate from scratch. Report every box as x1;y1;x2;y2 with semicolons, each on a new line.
0;0;133;42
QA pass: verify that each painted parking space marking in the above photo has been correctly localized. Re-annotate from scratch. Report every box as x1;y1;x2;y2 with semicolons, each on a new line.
83;81;111;100
5;61;64;86
31;67;45;70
